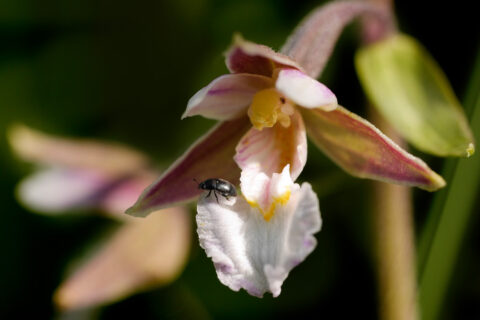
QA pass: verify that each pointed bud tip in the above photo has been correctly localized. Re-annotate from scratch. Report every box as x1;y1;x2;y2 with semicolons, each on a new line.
232;32;244;44
124;205;149;218
424;173;446;192
7;123;35;155
466;143;475;158
224;33;245;58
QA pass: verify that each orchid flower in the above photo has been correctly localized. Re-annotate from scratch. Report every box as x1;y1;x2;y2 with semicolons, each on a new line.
8;125;191;310
185;34;338;222
127;35;444;297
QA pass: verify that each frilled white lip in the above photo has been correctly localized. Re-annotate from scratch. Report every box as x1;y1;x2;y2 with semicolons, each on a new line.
196;179;321;297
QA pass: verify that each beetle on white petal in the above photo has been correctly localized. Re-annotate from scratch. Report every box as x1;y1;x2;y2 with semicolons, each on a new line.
196;165;321;297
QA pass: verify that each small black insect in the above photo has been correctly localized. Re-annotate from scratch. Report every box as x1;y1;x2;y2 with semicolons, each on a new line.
194;178;237;202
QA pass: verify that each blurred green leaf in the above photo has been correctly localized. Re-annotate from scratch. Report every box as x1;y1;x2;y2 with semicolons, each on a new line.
417;47;480;320
355;34;474;157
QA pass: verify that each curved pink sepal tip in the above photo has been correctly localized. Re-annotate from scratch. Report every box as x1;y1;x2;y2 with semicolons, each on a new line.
301;106;445;191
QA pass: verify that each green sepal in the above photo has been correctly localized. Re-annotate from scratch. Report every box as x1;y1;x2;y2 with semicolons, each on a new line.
356;33;474;157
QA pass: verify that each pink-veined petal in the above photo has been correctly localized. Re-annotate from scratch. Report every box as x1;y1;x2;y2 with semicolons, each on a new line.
16;167;109;214
196;182;321;298
54;207;191;310
182;74;273;120
126;117;251;217
301;106;446;191
235;111;306;212
275;69;337;111
225;34;304;77
234;109;307;201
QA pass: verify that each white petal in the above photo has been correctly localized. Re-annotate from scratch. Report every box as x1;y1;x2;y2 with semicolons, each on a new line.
182;74;272;120
196;182;321;297
275;69;337;111
270;165;294;200
240;165;293;215
17;167;108;214
239;168;270;210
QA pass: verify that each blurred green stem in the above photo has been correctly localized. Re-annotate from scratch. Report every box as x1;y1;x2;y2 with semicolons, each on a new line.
370;109;418;320
418;47;480;320
364;0;418;319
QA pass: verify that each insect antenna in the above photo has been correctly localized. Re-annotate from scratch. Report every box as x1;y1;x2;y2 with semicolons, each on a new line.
193;178;202;188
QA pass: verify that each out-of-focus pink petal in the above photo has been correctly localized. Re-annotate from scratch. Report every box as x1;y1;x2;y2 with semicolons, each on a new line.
235;109;307;184
225;34;304;77
100;170;159;221
275;69;337;111
182;74;273;120
126;117;251;217
196;182;320;297
16;167;108;214
54;207;191;310
301;106;446;191
8;125;149;177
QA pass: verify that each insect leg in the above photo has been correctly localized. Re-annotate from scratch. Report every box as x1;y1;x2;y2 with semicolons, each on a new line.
214;191;219;203
206;190;212;198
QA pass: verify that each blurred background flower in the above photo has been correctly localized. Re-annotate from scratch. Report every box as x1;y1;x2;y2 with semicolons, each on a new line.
1;0;479;319
8;124;191;312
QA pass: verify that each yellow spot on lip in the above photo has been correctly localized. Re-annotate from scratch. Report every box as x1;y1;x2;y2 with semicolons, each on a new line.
263;202;276;221
274;189;291;205
245;189;291;221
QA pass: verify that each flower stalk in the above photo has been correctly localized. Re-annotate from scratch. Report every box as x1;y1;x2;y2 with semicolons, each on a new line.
363;1;418;318
370;109;418;320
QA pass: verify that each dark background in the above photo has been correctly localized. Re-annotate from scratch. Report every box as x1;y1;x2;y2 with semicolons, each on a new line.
1;0;479;319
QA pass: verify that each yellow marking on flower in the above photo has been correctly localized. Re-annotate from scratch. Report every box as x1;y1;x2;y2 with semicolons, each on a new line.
247;88;293;130
246;198;259;209
277;112;291;127
244;189;291;221
263;202;276;221
272;121;297;173
274;189;291;205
